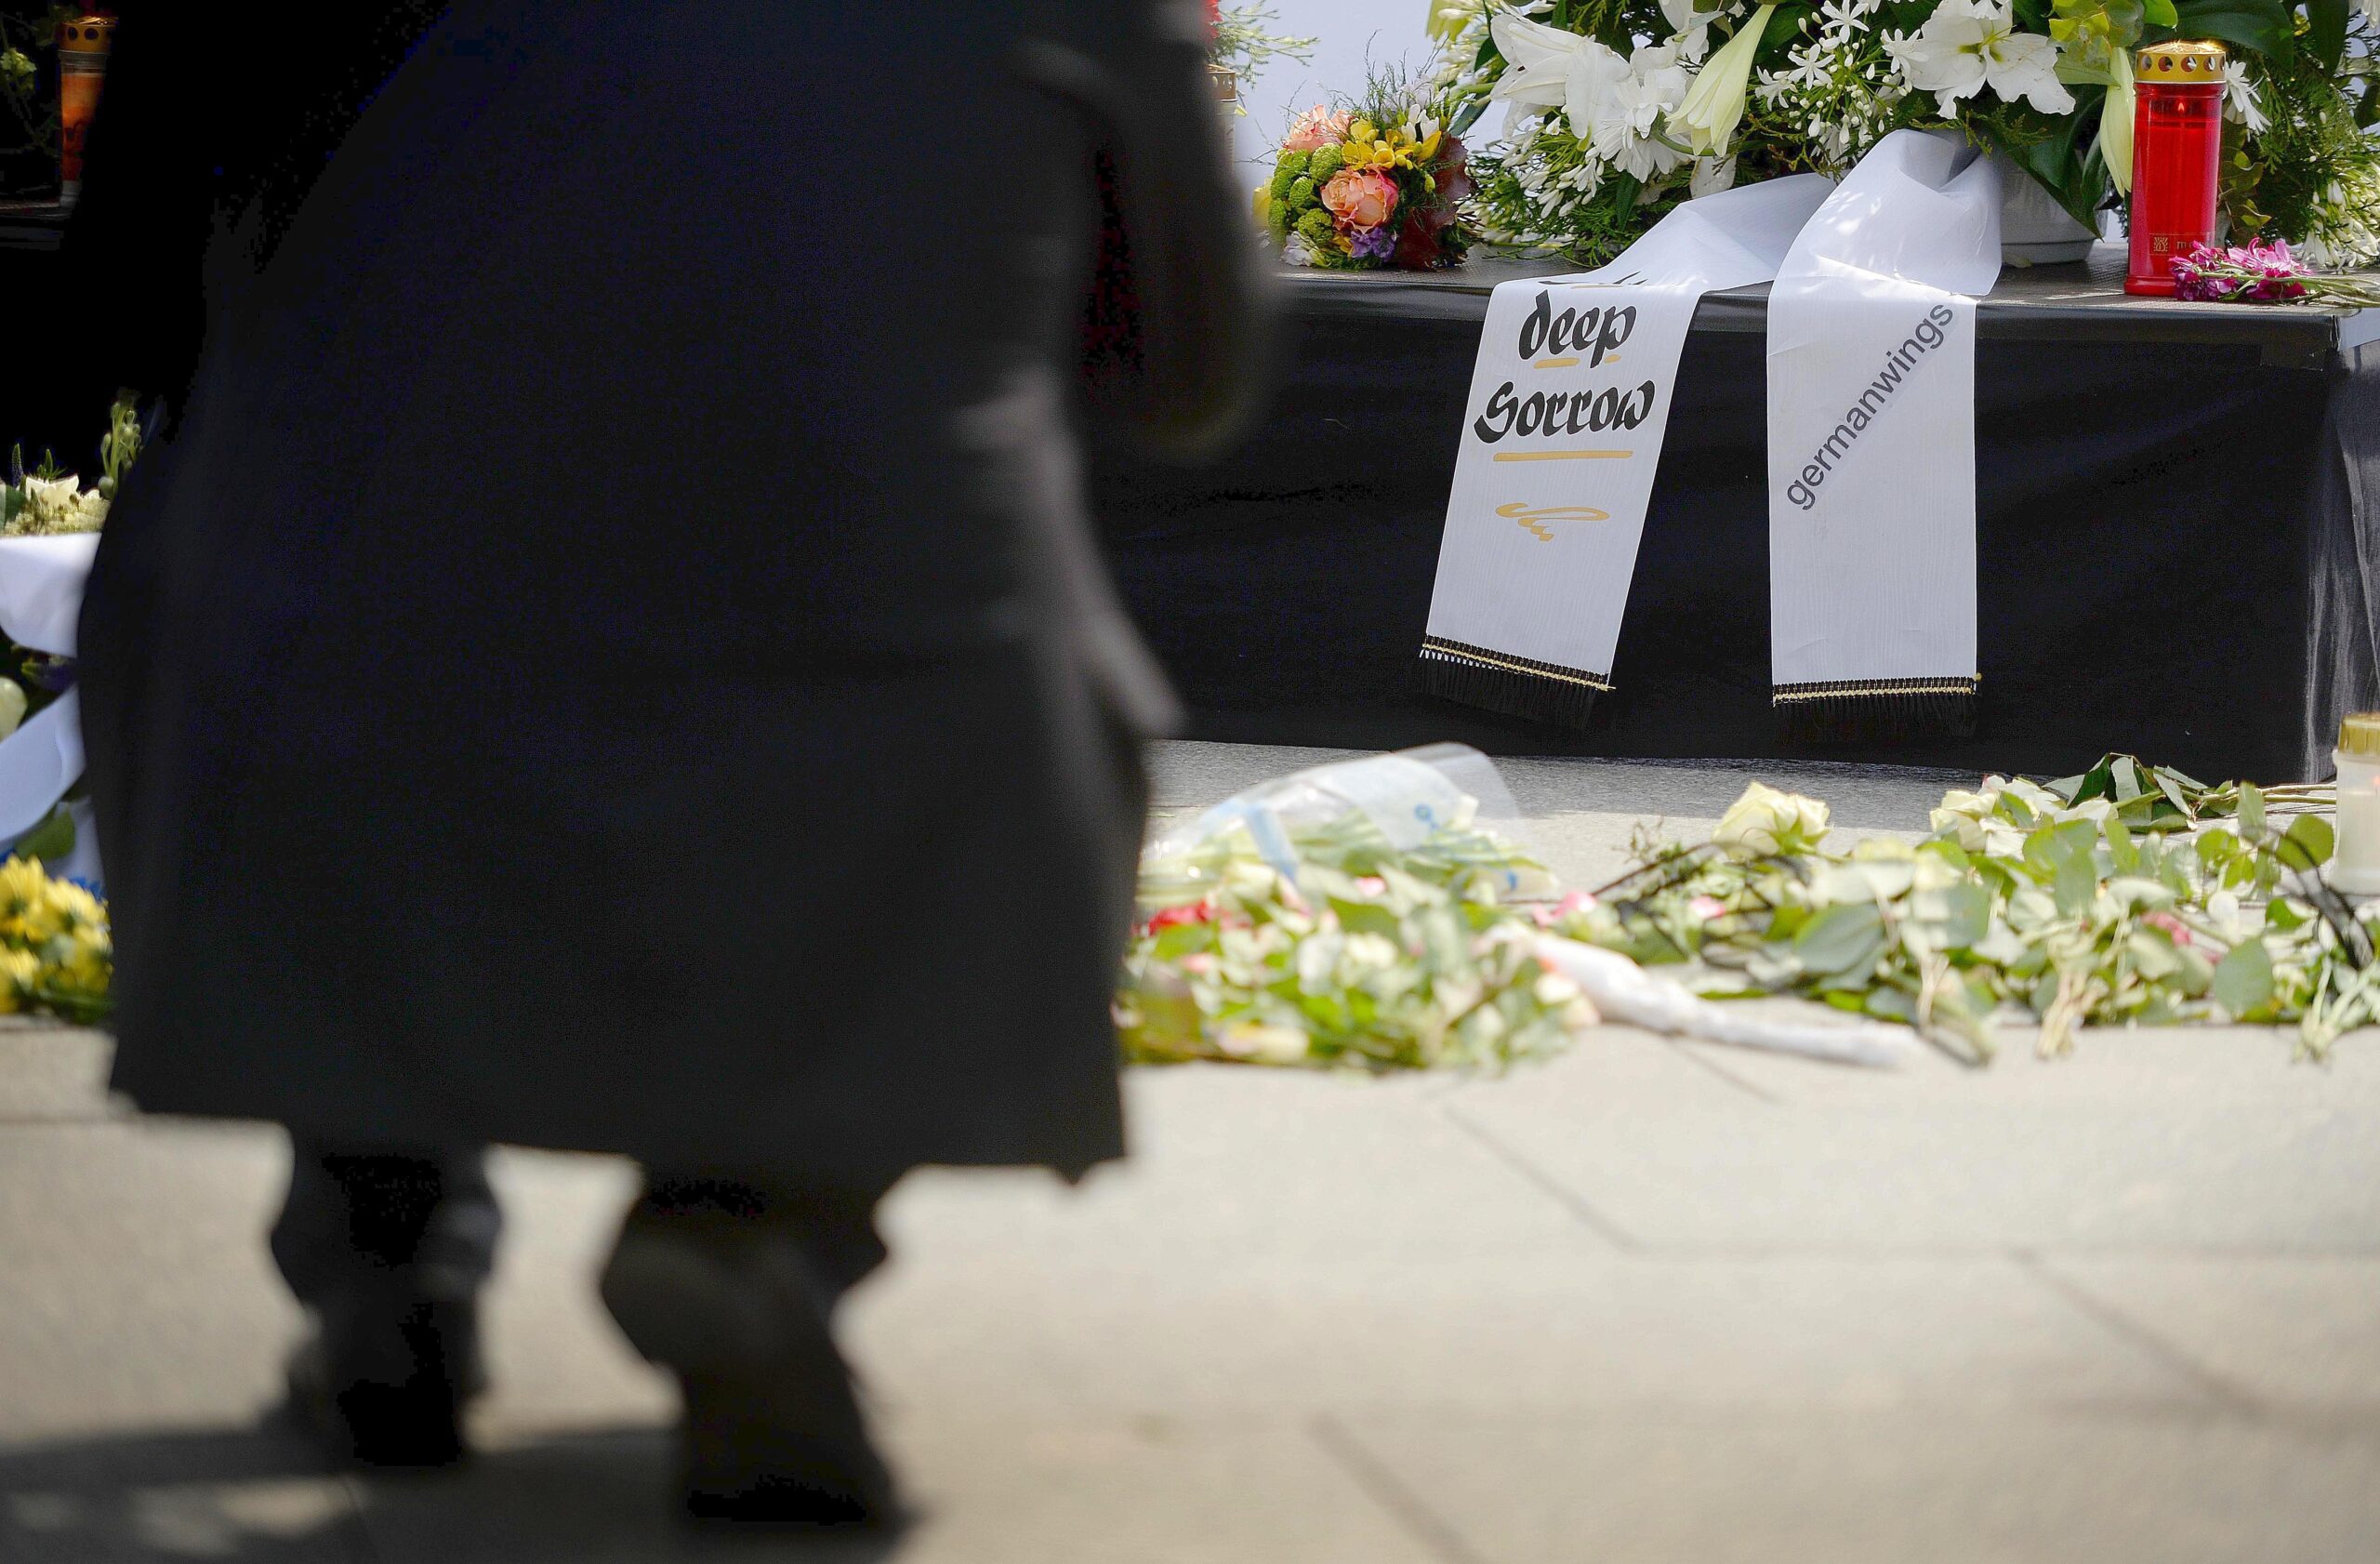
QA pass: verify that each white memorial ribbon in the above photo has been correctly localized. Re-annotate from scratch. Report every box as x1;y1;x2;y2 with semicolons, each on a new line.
1765;130;2001;734
1422;175;1830;727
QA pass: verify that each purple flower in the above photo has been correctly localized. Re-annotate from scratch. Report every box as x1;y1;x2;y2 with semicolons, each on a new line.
2172;239;2311;304
1348;221;1397;263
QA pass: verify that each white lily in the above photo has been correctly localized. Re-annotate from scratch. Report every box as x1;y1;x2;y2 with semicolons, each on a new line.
2222;60;2268;135
1488;10;1648;157
1488;10;1600;109
2096;45;2135;196
1673;4;1778;158
1884;0;2073;116
1590;43;1695;179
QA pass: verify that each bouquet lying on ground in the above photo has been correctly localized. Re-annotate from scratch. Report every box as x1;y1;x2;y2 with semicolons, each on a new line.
1259;70;1477;270
1424;0;2380;271
1120;748;1587;1067
1124;745;2373;1071
1566;758;2367;1059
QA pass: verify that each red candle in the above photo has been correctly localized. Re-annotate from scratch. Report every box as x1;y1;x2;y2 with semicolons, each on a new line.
2124;40;2227;297
57;13;115;204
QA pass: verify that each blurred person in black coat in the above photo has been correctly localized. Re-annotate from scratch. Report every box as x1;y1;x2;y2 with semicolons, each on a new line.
68;0;1264;1523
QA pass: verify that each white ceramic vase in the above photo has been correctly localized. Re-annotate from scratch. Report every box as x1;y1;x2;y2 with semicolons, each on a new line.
1990;148;2098;265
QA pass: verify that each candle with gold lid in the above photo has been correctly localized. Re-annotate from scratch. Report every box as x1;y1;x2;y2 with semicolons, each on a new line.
2330;712;2380;894
2123;40;2226;298
56;13;115;205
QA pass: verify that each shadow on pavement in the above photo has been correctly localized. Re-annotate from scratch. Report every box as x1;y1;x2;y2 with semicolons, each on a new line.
0;1424;907;1561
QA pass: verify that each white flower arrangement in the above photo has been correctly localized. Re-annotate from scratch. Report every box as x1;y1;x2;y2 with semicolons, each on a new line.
1429;0;2380;268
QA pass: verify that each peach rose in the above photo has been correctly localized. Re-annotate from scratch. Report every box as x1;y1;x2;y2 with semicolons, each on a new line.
1282;105;1352;154
1319;166;1399;231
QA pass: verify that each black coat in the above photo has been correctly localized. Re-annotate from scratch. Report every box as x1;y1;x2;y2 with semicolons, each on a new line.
73;1;1266;1180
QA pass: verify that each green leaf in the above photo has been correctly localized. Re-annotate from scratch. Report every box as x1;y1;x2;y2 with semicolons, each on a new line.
2055;853;2099;917
2165;0;2294;63
2305;0;2349;69
2238;781;2265;840
7;805;73;868
1329;898;1402;937
2106;815;2140;876
2143;0;2177;22
1763;3;1815;48
2267;896;2309;933
1912;881;1991;948
1794;902;1888;983
2212;937;2275;1017
2282;813;2336;869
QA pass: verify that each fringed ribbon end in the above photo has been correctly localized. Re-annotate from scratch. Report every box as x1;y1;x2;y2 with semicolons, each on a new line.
1419;637;1609;730
1774;677;1978;744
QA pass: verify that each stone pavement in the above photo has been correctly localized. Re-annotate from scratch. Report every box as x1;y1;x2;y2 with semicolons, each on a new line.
4;740;2378;1562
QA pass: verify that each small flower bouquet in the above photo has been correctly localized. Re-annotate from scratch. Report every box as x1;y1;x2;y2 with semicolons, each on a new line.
1258;74;1476;270
2;396;137;538
1117;747;1584;1068
0;855;109;1023
2172;237;2380;307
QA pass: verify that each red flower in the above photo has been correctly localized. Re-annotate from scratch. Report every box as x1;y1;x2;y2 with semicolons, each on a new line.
1147;900;1216;933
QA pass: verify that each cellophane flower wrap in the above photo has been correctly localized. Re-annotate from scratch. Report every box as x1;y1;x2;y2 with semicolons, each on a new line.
1424;0;2380;272
1117;746;1586;1068
1260;73;1477;270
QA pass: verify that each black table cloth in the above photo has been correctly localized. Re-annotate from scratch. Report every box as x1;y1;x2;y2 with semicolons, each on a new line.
1091;245;2380;784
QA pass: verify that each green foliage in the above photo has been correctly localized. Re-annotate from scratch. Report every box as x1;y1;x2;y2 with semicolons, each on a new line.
1123;811;1576;1070
0;5;70;160
1558;758;2369;1061
1293;206;1337;250
1210;3;1317;90
1306;143;1347;184
1288;175;1316;208
2221;37;2380;263
2159;0;2295;64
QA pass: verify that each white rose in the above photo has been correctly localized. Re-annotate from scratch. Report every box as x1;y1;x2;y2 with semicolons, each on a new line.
1712;780;1831;859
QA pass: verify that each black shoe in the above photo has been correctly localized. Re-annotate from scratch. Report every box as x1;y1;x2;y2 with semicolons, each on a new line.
600;1222;899;1527
282;1293;483;1469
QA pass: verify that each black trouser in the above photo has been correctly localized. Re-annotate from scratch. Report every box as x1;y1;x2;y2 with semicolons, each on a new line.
271;1136;892;1344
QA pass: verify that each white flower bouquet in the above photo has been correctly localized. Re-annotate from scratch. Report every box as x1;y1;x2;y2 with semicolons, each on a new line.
1425;0;2380;269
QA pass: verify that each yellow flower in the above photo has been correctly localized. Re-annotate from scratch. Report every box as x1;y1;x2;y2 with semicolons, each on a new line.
0;948;39;1012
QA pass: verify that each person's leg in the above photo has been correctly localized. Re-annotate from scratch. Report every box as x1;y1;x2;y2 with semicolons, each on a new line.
600;1169;898;1524
271;1136;501;1465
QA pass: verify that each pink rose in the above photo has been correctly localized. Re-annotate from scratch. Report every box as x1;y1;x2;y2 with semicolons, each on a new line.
1320;167;1399;232
1283;105;1352;154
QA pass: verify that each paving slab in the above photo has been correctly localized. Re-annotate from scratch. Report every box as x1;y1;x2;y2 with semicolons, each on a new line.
844;1247;2210;1424
874;1064;1606;1268
0;1027;114;1124
0;1120;298;1441
347;1417;1438;1564
2036;1256;2380;1412
1346;1411;2380;1564
1444;1053;2380;1254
